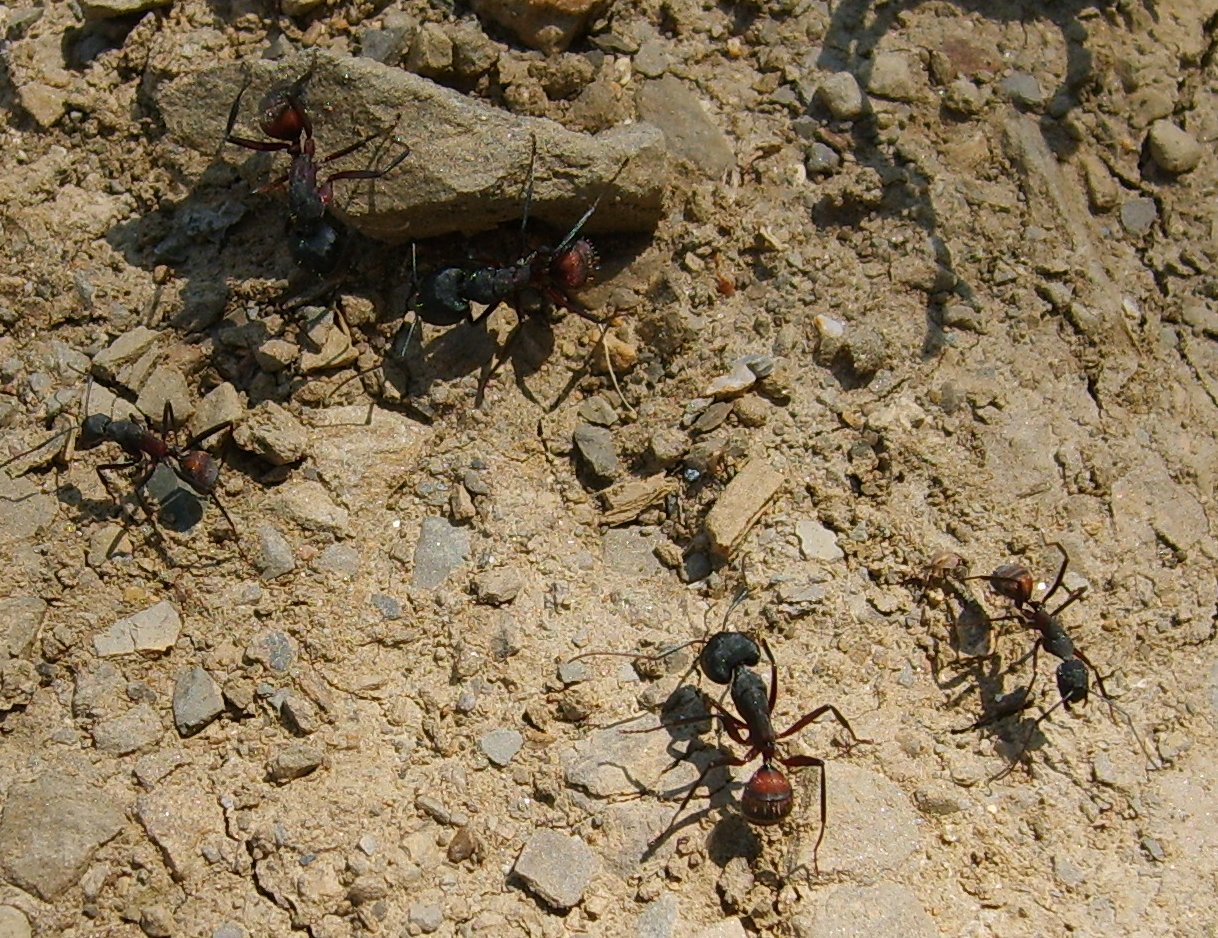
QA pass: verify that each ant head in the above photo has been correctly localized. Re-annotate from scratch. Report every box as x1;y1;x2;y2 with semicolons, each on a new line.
741;764;792;826
293;222;343;275
178;451;220;494
988;563;1035;605
700;631;761;686
1055;658;1089;709
549;240;598;290
78;413;111;449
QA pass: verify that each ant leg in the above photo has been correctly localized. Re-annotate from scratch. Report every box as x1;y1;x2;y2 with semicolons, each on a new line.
658;748;752;834
96;460;140;502
776;704;872;750
519;133;538;255
1039;542;1071;606
986;697;1072;783
225;134;293;154
758;637;779;714
780;754;827;876
553;156;633;255
1047;585;1087;620
180;421;233;452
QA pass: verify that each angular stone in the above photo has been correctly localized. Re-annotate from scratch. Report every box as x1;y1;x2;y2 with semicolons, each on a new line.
795;519;844;562
572;424;620;487
136;782;226;883
158;51;664;241
269;480;348;535
187;382;243;441
233;401;308;466
0;596;46;659
817;72;864;120
267;744;325;783
0;775;126;901
636;75;735;176
94;601;182;658
172;667;223;737
512;829;597;909
92;327;159;382
473;569;524;606
91;703;163;755
411;516;471;589
136;365;193;429
1147;119;1203;174
704;459;784;560
471;0;607;53
479;727;523;767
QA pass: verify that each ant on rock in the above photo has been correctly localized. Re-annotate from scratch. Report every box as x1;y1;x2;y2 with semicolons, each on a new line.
572;592;868;873
222;62;409;275
2;379;241;552
954;542;1155;779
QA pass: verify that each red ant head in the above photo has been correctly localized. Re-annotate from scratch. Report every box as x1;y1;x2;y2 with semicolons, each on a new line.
989;563;1035;605
740;764;792;826
259;88;309;143
550;240;598;291
178;451;220;494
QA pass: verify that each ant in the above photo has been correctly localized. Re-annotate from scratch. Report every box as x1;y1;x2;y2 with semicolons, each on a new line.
2;379;240;551
571;594;868;873
411;136;628;331
222;62;409;275
955;542;1154;779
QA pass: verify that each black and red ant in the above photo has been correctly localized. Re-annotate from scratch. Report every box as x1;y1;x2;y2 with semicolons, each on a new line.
2;380;240;552
955;542;1155;778
222;63;409;275
571;594;868;873
410;137;628;332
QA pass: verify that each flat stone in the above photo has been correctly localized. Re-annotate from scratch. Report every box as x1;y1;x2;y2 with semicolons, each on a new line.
244;631;297;673
267;744;325;783
270;689;320;736
578;395;619;427
136;783;226;883
94;601;182;658
172;667;224;737
1147;119;1203;174
817;72;864;120
796;883;936;938
314;543;360;577
512;829;597;909
1120;197;1157;236
704;459;784;560
599;475;676;526
572;424;620;487
186;380;243;438
805;142;842;175
87;523;134;567
371;594;402;620
637;892;680;938
91;327;159;382
91;703;163;755
601;527;663;577
0;774;126;901
0;596;46;659
0;906;31;938
636;75;735;176
233;401;308;466
253;338;299;373
479;727;523;767
796;519;844;562
269;480;348;535
411;516;471;589
80;0;172;17
159;51;664;240
802;763;919;876
867;52;919;101
1000;71;1045;108
136;365;194;429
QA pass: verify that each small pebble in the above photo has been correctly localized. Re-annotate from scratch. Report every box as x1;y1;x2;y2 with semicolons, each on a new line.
1147;119;1203;174
479;727;523;767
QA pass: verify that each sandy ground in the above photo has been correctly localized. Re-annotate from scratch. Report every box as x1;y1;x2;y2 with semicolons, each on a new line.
1;0;1217;936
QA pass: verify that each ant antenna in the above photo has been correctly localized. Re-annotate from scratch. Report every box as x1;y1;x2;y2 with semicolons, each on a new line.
552;154;632;257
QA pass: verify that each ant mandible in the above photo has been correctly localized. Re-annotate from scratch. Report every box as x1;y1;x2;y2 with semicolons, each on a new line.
222;62;409;275
956;542;1153;778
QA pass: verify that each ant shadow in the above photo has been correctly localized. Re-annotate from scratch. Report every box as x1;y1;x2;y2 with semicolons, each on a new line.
923;579;1050;769
811;0;1157;359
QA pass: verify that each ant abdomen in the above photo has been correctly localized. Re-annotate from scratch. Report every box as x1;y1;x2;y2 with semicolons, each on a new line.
417;269;474;326
988;563;1035;605
179;451;221;495
1055;659;1089;709
741;765;793;826
293;222;343;275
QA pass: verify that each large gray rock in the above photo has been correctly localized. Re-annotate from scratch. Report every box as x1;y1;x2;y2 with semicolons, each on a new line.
0;775;126;901
156;51;665;240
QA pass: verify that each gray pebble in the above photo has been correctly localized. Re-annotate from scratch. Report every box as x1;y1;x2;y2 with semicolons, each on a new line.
256;526;296;580
408;903;444;934
637;892;679;938
557;660;588;685
406;23;454;77
867;52;919;101
233;401;308;466
172;667;224;737
578;395;619;427
479;727;523;767
253;338;299;373
633;40;671;79
91;703;163;755
371;594;402;620
411;516;471;589
187;382;243;443
795;519;843;562
272;689;320;736
1147;119;1203;174
269;480;348;534
92;327;159;381
462;468;491;495
450;485;477;523
944;77;986;115
512;829;597;909
691;401;733;434
636;75;735;176
1120;197;1158;236
805;142;841;175
267;743;325;783
572;423;621;486
817;72;864;120
647;428;687;469
1000;72;1045;108
314;543;360;577
244;630;297;672
94;601;182;658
